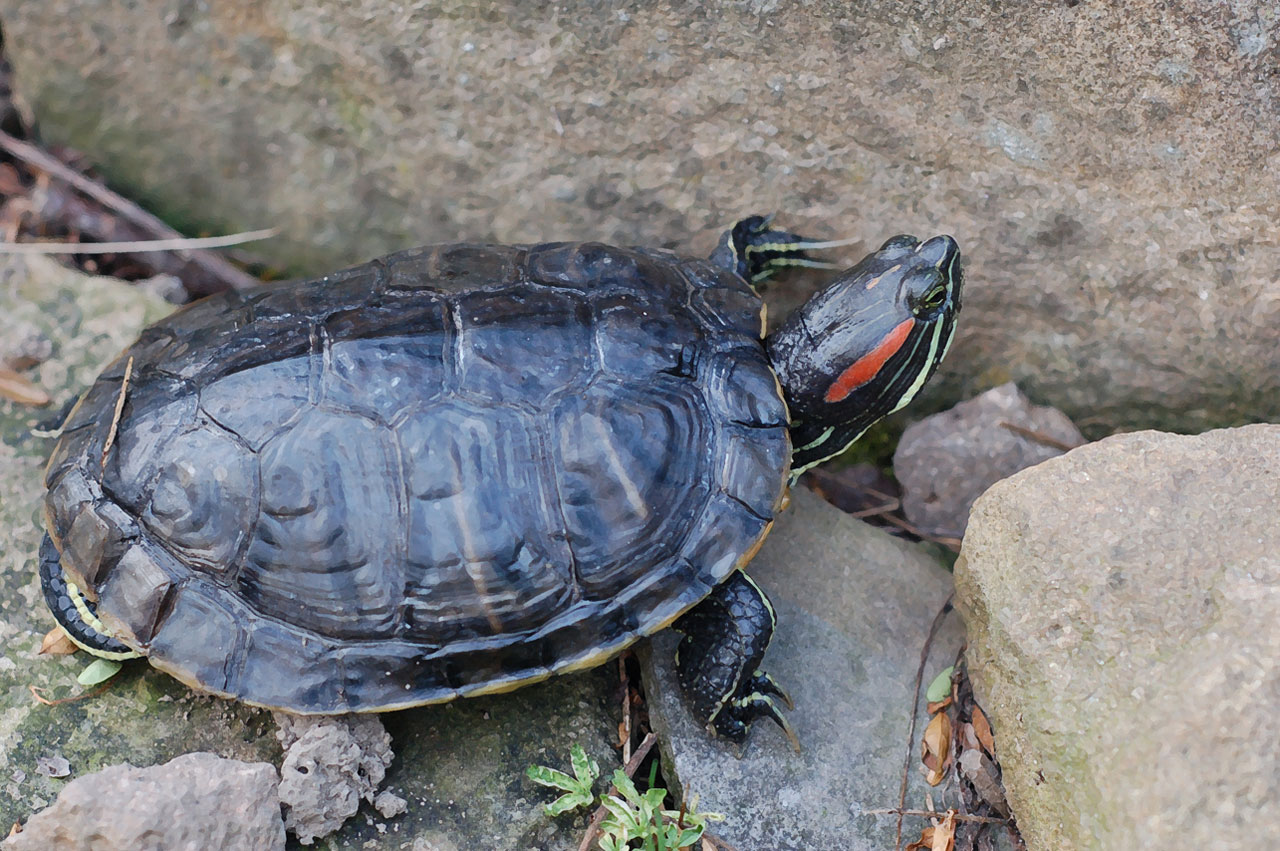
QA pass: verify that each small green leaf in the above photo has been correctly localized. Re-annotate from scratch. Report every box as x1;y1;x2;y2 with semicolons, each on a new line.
611;769;641;805
77;658;122;686
570;744;599;785
525;764;578;791
542;789;593;818
926;665;955;703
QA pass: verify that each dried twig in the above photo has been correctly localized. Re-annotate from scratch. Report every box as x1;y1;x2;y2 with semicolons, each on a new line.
869;807;1010;825
897;592;956;851
0;129;264;292
998;421;1083;453
846;498;902;519
101;356;133;470
619;655;633;764
877;511;963;551
577;731;658;851
0;229;276;254
29;682;112;706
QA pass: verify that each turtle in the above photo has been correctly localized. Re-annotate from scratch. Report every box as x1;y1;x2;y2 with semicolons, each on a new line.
39;215;962;745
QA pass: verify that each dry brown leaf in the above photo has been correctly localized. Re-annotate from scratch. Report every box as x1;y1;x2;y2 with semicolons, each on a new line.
39;626;78;656
930;811;957;851
959;749;1010;817
922;711;952;786
905;827;935;851
972;706;995;756
927;696;953;715
0;365;51;407
7;821;21;838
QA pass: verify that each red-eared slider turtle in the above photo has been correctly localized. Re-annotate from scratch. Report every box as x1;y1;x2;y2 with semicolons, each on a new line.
40;217;961;743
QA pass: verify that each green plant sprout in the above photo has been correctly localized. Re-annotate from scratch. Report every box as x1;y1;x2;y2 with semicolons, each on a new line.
526;744;600;816
527;745;724;850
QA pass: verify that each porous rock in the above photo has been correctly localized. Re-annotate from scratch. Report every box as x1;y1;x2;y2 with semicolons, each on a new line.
274;712;396;845
894;383;1084;539
956;425;1280;850
1;752;284;851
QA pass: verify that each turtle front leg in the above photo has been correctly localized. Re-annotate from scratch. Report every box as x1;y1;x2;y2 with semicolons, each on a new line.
672;570;798;750
709;214;851;287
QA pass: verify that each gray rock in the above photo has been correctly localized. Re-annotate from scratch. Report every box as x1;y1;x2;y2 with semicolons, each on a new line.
641;488;963;849
0;255;620;849
275;713;396;845
955;426;1280;850
0;752;285;851
3;1;1277;435
894;383;1084;539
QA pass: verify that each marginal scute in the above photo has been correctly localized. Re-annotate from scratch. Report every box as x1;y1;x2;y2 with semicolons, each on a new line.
678;493;772;585
232;615;343;709
146;584;245;696
43;468;97;548
718;427;790;519
386;243;521;292
96;543;174;646
62;503;126;592
335;643;457;711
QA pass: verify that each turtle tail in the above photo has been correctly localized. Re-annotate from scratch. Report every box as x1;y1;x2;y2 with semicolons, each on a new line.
39;534;141;660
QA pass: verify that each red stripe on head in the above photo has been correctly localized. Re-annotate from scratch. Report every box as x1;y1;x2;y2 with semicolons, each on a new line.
823;317;916;403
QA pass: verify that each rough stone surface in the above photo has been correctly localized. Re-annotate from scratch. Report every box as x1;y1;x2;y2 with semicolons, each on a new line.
0;752;285;851
0;255;620;850
275;713;396;845
955;426;1280;851
641;488;964;849
894;383;1085;539
3;1;1278;435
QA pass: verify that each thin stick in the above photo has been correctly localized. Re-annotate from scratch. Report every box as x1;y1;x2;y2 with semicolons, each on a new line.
846;498;901;519
619;656;633;764
0;229;277;255
999;421;1083;453
101;357;133;470
896;592;956;851
0;129;264;291
877;511;963;551
577;731;658;851
29;682;112;706
868;808;1010;826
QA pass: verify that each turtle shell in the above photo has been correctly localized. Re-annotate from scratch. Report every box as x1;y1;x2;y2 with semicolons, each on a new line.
42;241;791;712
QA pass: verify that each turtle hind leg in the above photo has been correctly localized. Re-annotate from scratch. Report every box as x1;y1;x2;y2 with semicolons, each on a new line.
38;533;140;660
672;570;799;750
709;214;849;287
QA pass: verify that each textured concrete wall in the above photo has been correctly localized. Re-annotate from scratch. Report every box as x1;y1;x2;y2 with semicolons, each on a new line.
2;1;1278;432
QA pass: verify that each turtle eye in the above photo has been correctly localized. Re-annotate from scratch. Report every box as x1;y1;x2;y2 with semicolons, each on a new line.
912;280;949;315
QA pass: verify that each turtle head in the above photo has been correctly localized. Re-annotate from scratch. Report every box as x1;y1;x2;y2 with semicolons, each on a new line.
766;234;962;475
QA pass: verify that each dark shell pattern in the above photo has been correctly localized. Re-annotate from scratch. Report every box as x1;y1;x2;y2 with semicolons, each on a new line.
43;242;791;712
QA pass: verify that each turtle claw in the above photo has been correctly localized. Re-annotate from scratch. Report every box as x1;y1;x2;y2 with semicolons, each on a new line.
715;691;801;753
748;670;795;711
